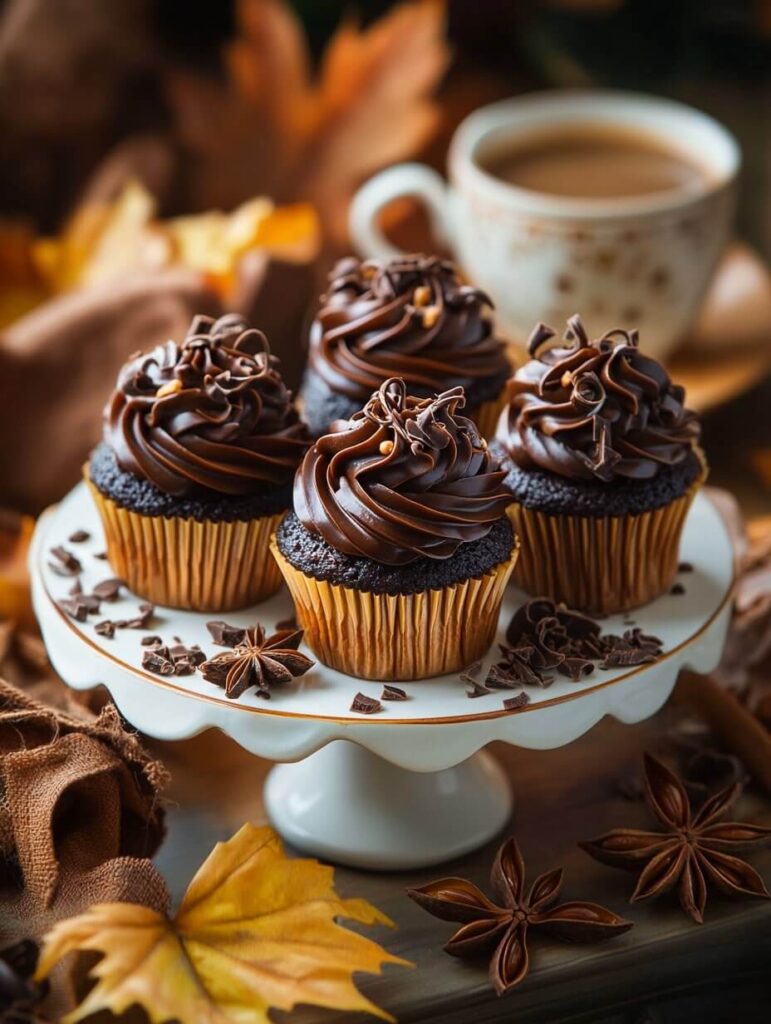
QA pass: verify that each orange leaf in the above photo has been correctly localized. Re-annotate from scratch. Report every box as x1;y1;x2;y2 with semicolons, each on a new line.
37;823;410;1024
0;511;35;628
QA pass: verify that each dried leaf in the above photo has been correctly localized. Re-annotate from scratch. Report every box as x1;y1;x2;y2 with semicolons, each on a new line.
37;823;409;1023
169;0;450;246
0;511;35;628
31;181;319;305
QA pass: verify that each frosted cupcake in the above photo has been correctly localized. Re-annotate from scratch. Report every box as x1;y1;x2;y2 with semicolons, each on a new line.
300;254;510;438
273;378;517;680
87;313;309;611
492;315;705;614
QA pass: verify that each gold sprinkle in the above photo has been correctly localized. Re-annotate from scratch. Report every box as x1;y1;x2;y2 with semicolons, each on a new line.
156;379;182;398
413;285;432;307
422;306;440;329
379;440;394;456
560;371;573;389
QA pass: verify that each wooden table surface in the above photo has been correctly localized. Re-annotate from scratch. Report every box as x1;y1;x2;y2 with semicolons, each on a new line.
151;697;771;1024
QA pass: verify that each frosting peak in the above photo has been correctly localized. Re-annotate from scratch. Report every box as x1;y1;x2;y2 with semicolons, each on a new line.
294;378;512;565
105;314;309;496
307;254;509;401
497;315;700;482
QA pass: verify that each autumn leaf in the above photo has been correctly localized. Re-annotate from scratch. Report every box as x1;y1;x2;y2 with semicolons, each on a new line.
28;180;319;305
168;0;450;246
0;510;35;627
37;823;410;1024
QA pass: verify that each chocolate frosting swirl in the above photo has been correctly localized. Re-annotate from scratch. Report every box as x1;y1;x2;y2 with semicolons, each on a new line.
496;316;700;482
307;255;509;401
105;314;309;496
295;378;513;565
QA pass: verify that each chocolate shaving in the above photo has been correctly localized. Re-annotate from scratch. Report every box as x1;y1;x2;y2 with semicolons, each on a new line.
381;685;407;701
466;677;493;698
350;692;382;715
503;692;531;710
94;620;116;639
49;545;82;576
68;529;90;543
678;561;693;573
458;659;483;685
671;583;686;595
58;598;88;622
91;578;124;601
141;635;162;647
495;598;664;686
68;579;83;596
206;620;247;648
125;603;155;629
275;615;298;632
142;647;175;676
94;551;108;560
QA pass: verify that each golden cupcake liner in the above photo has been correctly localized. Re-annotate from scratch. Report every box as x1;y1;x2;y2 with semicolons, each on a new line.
470;386;508;440
507;479;702;615
271;540;518;681
86;476;284;611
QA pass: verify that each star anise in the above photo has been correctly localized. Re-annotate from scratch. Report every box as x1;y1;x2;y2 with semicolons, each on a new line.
580;753;771;924
200;625;314;699
407;838;632;995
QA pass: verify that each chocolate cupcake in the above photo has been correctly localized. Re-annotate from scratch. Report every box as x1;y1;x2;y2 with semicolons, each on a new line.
492;315;705;614
272;378;517;680
300;254;510;438
87;313;309;611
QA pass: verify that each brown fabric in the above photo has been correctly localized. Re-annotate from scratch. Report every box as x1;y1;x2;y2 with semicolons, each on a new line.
0;677;169;945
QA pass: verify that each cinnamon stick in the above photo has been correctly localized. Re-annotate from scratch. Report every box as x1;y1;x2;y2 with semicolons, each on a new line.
674;671;771;795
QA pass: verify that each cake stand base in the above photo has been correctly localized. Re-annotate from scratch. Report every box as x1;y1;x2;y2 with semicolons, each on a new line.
264;740;513;870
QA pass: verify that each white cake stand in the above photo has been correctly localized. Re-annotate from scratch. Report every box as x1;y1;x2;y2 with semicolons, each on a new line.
31;483;734;869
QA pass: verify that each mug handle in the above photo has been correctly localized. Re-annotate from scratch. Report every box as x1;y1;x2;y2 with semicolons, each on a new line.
349;163;453;258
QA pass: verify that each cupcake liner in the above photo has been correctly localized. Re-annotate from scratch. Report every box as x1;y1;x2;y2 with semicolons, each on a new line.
470;386;508;440
87;477;284;611
507;478;702;615
271;540;518;681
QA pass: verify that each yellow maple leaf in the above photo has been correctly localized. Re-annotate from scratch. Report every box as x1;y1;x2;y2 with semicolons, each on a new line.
37;823;409;1024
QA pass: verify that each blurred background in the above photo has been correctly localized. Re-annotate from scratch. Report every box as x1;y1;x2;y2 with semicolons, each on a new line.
1;0;770;513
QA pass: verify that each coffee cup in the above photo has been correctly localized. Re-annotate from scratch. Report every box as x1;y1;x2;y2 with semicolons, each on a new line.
350;90;739;360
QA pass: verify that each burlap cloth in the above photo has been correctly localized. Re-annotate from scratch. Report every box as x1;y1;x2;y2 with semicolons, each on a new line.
0;677;169;945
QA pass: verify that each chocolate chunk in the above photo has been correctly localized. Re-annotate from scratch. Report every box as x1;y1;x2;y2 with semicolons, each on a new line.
350;692;382;715
95;620;116;639
68;579;83;596
94;551;108;560
671;583;686;595
78;593;102;614
141;635;163;646
206;620;246;647
503;692;531;710
58;598;88;622
68;529;90;543
678;561;693;573
125;603;154;629
142;648;174;675
173;658;197;676
168;641;206;668
49;545;82;576
381;685;407;701
91;578;124;601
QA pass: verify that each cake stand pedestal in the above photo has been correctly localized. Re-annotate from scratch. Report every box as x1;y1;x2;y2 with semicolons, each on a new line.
31;483;734;869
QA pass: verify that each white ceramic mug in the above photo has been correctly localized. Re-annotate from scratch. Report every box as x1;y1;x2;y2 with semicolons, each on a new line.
350;90;740;360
